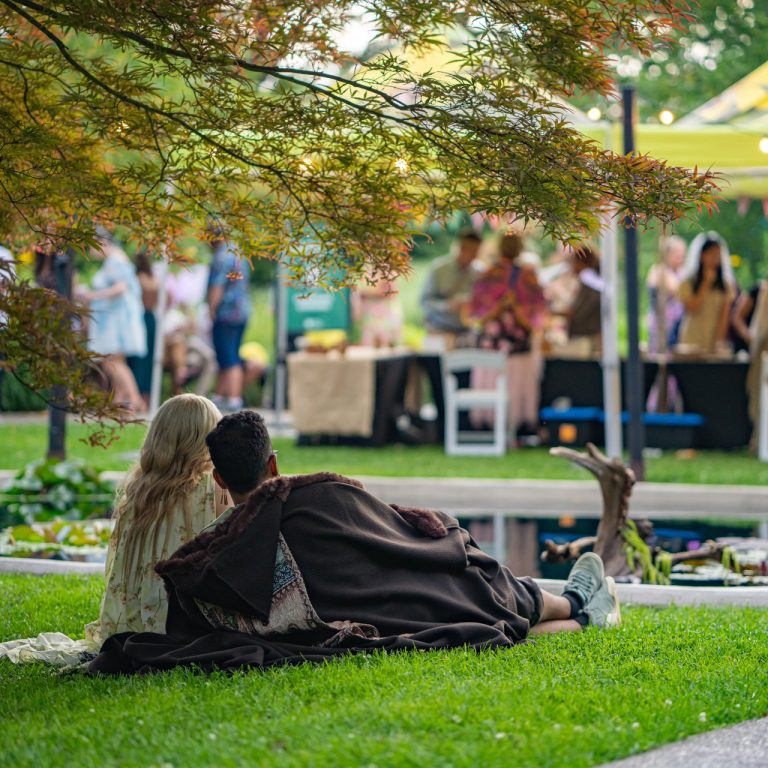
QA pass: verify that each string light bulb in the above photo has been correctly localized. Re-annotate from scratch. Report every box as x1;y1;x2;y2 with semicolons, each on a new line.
587;107;602;122
659;109;675;125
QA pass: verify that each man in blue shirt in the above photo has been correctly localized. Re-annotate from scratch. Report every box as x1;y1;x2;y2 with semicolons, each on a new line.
206;232;252;410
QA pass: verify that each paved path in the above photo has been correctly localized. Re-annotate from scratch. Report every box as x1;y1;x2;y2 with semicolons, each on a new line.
357;476;768;524
600;718;768;767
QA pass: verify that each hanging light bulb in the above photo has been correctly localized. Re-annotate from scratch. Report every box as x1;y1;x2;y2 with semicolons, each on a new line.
759;137;768;154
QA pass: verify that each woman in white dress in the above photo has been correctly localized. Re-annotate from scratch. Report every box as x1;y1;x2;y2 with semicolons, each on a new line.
80;232;147;413
0;394;228;665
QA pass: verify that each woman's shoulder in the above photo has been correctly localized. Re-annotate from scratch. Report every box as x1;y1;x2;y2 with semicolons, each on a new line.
190;473;217;508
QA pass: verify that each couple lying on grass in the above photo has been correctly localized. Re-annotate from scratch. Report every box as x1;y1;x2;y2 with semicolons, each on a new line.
1;394;620;673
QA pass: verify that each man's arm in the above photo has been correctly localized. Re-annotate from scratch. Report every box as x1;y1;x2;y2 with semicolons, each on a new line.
207;247;226;321
420;265;450;316
731;289;755;347
207;284;224;321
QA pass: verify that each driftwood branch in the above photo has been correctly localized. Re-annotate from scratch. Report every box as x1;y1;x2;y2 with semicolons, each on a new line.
542;444;741;582
662;541;730;565
547;442;638;580
540;535;597;564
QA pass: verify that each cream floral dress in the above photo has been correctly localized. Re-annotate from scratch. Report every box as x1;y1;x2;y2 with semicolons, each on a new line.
0;475;217;666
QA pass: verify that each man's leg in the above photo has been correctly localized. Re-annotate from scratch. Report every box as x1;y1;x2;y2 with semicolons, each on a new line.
530;591;583;634
529;553;621;634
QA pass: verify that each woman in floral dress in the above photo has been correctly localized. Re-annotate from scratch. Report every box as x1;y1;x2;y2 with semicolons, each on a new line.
0;394;228;665
86;393;228;643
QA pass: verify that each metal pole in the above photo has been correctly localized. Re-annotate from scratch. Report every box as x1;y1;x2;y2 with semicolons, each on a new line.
148;256;168;417
273;262;288;432
47;250;74;459
622;85;645;479
760;352;768;536
759;352;768;463
600;119;623;458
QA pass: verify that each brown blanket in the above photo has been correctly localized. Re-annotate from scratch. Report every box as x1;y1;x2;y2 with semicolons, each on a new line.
88;473;542;675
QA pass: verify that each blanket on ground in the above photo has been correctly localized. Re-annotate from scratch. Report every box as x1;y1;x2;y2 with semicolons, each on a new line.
88;473;542;675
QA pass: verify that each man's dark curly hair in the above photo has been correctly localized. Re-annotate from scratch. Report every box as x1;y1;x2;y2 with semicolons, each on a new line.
205;410;273;494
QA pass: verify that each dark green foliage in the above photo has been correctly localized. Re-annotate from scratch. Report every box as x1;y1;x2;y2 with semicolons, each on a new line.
0;459;115;527
0;372;47;413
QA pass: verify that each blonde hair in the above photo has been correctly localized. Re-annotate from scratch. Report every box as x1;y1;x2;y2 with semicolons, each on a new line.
113;394;221;579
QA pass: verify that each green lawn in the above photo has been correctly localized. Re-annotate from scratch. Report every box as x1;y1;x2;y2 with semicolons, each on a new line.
1;421;768;485
2;574;767;767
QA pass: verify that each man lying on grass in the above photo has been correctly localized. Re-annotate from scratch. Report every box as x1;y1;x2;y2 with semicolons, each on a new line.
89;411;619;674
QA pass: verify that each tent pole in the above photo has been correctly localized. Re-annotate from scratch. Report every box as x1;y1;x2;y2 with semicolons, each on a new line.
149;255;168;417
600;119;623;459
47;249;74;459
759;352;768;463
273;262;288;431
622;85;646;479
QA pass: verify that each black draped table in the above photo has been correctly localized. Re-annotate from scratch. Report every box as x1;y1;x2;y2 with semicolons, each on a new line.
667;358;751;449
289;352;752;450
539;356;751;450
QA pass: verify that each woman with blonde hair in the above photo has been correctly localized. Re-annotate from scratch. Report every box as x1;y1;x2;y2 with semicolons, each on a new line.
86;393;228;643
0;394;228;665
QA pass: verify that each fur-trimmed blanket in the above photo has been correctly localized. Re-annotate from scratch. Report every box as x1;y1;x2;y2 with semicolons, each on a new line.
89;473;542;675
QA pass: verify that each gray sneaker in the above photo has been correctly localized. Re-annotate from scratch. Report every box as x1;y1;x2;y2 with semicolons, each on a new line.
563;552;606;607
585;576;622;628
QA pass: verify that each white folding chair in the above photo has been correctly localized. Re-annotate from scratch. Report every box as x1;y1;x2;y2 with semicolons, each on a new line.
443;349;508;456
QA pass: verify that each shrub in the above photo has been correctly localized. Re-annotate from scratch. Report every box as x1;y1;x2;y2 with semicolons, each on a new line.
0;458;115;527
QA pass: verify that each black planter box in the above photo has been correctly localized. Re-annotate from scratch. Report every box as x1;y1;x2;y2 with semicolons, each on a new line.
539;406;605;447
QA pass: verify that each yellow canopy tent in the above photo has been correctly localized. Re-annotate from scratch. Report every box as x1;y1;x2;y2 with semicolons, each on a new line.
381;41;768;199
578;122;768;198
578;61;768;199
677;60;768;128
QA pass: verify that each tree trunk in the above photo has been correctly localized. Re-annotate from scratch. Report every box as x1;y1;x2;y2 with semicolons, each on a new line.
47;250;74;460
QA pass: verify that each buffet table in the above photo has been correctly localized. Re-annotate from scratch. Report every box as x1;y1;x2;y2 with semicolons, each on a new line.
287;347;410;446
288;350;753;449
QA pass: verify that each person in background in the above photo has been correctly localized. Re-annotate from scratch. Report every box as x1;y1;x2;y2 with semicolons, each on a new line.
646;235;686;354
206;228;252;411
165;263;217;397
353;272;403;348
733;275;768;443
127;249;159;411
420;229;484;350
33;245;57;292
561;244;603;357
0;394;228;665
468;232;547;442
79;230;146;413
731;276;763;357
678;233;736;355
